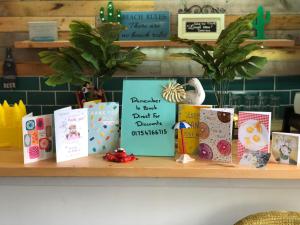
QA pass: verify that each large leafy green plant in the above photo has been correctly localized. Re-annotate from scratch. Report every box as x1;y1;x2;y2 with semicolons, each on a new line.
173;14;268;107
39;21;146;87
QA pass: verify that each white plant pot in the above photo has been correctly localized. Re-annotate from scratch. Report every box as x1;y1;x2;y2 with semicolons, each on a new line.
294;93;300;114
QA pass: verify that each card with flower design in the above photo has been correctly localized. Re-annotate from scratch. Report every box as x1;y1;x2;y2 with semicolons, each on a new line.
178;104;212;155
84;102;120;154
238;112;271;162
199;108;234;163
271;132;300;166
22;113;54;164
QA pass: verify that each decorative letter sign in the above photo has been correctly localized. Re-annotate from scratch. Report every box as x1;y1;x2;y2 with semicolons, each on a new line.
121;80;176;156
120;11;170;40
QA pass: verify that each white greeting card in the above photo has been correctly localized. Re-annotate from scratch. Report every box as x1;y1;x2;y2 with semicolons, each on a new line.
54;107;88;162
22;113;54;164
272;132;300;166
199;108;234;163
238;111;271;162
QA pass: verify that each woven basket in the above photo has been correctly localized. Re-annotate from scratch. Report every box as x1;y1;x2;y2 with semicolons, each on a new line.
234;211;300;225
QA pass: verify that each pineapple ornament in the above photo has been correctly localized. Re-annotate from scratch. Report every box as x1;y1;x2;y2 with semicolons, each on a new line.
99;1;121;24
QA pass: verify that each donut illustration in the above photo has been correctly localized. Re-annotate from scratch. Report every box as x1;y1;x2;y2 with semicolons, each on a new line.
217;140;231;156
217;112;231;123
199;122;210;139
199;143;213;160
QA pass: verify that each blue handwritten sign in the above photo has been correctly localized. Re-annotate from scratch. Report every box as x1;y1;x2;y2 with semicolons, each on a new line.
121;80;176;156
120;11;170;40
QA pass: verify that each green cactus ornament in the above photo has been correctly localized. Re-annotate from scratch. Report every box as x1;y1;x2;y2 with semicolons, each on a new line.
252;5;271;39
99;1;121;24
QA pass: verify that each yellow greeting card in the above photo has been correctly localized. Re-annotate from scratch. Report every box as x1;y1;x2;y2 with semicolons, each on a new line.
178;104;212;155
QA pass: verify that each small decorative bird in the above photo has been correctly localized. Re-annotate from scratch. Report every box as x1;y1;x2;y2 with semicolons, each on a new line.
182;78;206;105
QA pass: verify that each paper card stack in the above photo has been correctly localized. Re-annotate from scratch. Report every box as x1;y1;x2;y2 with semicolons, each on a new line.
199;108;234;163
238;112;271;162
178;104;212;155
22;113;54;164
54;107;88;162
272;132;300;166
84;102;120;154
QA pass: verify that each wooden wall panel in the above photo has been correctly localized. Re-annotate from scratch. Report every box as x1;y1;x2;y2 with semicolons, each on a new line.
2;15;300;32
0;0;299;77
155;0;300;15
0;1;154;16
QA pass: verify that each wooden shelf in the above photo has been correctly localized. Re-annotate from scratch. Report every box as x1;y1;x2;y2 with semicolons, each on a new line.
1;148;300;179
14;39;296;49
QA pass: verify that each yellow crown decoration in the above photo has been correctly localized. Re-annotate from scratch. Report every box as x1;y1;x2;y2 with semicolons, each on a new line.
0;100;26;149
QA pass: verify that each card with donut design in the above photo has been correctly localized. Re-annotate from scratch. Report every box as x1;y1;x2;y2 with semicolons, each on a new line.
178;104;212;155
84;102;120;154
199;108;234;163
238;111;271;162
22;113;54;164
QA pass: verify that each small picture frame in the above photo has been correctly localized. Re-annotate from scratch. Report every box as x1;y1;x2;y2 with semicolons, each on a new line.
28;21;58;42
178;14;225;40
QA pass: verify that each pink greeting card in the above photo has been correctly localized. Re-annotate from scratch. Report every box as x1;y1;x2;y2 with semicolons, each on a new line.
238;112;271;161
199;108;234;163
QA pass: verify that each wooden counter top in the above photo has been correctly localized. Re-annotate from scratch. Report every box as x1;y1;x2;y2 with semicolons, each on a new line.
0;148;300;179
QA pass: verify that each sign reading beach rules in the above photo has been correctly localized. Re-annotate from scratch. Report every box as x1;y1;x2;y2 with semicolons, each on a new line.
121;80;176;156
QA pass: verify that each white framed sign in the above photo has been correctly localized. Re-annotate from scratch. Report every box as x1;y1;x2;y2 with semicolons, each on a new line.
178;14;225;40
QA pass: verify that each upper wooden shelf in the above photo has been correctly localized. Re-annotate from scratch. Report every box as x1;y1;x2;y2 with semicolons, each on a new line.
14;39;296;49
1;148;300;179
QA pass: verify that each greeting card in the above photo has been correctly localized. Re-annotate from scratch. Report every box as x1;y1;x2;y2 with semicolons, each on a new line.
198;108;234;163
238;111;271;162
272;132;300;166
121;80;176;156
54;107;88;162
178;104;212;155
84;102;119;154
22;113;54;164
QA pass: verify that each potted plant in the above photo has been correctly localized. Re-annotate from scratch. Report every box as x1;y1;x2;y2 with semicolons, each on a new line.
39;21;146;104
172;14;268;108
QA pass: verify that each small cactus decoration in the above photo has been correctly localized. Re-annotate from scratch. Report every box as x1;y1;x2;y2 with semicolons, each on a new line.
252;5;271;39
99;1;121;24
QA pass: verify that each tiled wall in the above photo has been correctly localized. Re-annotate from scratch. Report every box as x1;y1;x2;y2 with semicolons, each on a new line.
0;75;299;119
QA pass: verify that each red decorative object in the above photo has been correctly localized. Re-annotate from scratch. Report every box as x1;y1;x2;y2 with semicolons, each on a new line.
75;82;107;108
103;148;137;163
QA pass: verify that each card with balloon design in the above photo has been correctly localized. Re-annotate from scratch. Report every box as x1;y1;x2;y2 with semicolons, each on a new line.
22;113;54;164
84;102;120;154
199;108;234;163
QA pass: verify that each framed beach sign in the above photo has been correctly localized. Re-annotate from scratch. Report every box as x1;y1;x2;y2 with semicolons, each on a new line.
178;14;225;40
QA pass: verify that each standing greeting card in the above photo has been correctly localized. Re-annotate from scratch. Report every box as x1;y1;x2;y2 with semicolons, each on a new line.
198;108;234;163
178;104;212;155
272;132;300;166
22;113;54;164
54;107;88;162
238;111;271;161
84;102;120;154
121;80;176;156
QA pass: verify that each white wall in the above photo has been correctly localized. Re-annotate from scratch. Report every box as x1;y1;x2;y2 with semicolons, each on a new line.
0;178;300;225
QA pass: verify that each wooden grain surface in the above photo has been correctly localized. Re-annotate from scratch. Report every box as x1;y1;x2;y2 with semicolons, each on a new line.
0;0;300;77
0;146;300;179
2;15;300;32
13;39;296;49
